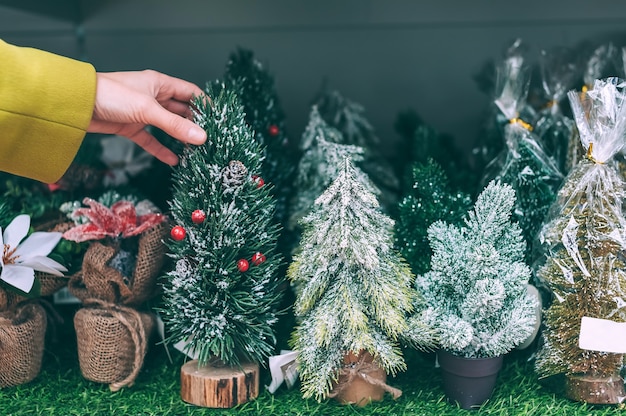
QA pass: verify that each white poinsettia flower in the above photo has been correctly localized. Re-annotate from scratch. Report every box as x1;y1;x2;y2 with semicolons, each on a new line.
0;214;67;293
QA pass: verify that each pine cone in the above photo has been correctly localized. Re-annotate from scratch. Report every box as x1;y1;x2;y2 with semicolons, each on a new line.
221;160;248;191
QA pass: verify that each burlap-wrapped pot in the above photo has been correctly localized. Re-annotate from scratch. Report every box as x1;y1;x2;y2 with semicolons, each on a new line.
0;303;47;388
74;301;155;391
329;350;401;407
69;222;167;306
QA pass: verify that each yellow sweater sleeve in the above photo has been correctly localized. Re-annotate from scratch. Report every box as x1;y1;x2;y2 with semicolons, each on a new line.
0;39;96;183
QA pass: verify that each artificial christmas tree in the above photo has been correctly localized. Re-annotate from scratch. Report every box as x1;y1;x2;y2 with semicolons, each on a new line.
288;106;378;232
534;47;578;174
395;158;472;276
416;181;537;408
289;158;435;405
534;78;626;404
393;109;471;193
312;89;399;210
483;48;563;262
223;48;296;230
161;84;284;408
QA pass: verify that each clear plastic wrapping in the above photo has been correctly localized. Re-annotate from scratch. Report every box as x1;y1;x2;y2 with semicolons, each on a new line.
535;78;626;385
483;48;563;261
534;47;578;173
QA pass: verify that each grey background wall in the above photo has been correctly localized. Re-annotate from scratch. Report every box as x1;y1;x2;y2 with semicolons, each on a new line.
2;1;626;159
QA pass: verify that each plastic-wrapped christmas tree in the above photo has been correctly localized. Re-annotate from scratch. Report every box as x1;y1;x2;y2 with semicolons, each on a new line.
483;50;563;262
223;48;296;231
534;47;578;174
472;39;537;176
565;43;620;172
161;84;284;408
534;78;626;405
288;106;378;231
312;88;400;210
395;158;472;276
289;158;435;404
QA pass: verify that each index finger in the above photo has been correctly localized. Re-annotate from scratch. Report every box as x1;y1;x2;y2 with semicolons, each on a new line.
156;72;205;103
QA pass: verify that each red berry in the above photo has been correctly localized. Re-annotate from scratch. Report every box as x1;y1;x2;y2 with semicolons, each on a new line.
237;258;249;272
170;225;186;241
251;252;266;265
191;209;206;224
268;124;279;136
252;175;265;188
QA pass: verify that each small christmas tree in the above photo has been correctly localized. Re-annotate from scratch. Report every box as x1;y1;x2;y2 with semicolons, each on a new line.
223;48;296;227
483;47;563;262
161;84;284;406
534;47;578;174
393;109;471;193
417;181;537;358
289;158;434;402
288;106;378;231
534;78;626;404
313;88;400;210
395;158;472;276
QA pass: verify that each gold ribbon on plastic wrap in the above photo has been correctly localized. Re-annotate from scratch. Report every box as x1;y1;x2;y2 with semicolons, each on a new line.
509;117;533;131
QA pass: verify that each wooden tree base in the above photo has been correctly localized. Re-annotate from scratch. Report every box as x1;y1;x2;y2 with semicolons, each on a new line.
565;373;626;404
180;360;259;408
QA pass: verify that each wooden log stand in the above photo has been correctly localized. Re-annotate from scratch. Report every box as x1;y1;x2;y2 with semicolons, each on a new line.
180;359;259;408
565;373;626;404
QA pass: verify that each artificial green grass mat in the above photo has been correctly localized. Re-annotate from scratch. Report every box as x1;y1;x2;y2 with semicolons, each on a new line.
2;305;626;416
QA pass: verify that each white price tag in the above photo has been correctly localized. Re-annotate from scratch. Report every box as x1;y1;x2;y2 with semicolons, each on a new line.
579;316;626;353
173;337;199;360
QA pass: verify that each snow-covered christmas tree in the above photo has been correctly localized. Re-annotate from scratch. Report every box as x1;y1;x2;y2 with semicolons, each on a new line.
223;47;296;228
289;158;434;402
417;181;537;358
160;83;284;407
288;106;378;231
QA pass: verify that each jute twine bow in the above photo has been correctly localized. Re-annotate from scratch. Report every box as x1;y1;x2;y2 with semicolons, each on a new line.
84;298;148;392
327;355;402;400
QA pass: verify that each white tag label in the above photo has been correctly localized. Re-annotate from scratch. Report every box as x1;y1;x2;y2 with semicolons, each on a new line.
173;337;199;360
266;350;298;394
579;316;626;353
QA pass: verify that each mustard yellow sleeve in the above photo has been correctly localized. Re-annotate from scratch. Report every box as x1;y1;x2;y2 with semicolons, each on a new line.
0;39;96;183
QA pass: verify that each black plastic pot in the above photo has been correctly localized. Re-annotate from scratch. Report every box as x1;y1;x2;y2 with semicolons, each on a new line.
437;350;503;410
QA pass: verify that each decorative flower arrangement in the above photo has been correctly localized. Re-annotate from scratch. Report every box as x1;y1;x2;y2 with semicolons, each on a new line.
63;197;164;243
0;214;66;296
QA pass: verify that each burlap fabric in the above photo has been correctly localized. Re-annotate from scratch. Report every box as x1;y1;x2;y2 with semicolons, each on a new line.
328;351;401;405
68;222;167;306
0;302;47;388
74;299;155;392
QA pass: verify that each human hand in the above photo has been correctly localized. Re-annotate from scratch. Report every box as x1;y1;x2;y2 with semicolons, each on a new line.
88;70;207;165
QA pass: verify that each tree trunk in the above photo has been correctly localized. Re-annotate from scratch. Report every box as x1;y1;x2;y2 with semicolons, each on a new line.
180;359;259;408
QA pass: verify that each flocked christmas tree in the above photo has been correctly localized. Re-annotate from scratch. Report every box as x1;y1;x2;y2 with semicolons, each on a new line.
395;158;472;276
288;106;379;232
223;48;296;233
534;78;626;404
416;181;537;358
161;83;284;370
312;88;400;210
483;49;563;262
289;158;435;402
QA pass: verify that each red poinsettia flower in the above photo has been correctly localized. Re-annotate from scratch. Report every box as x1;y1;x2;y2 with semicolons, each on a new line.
62;197;165;243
